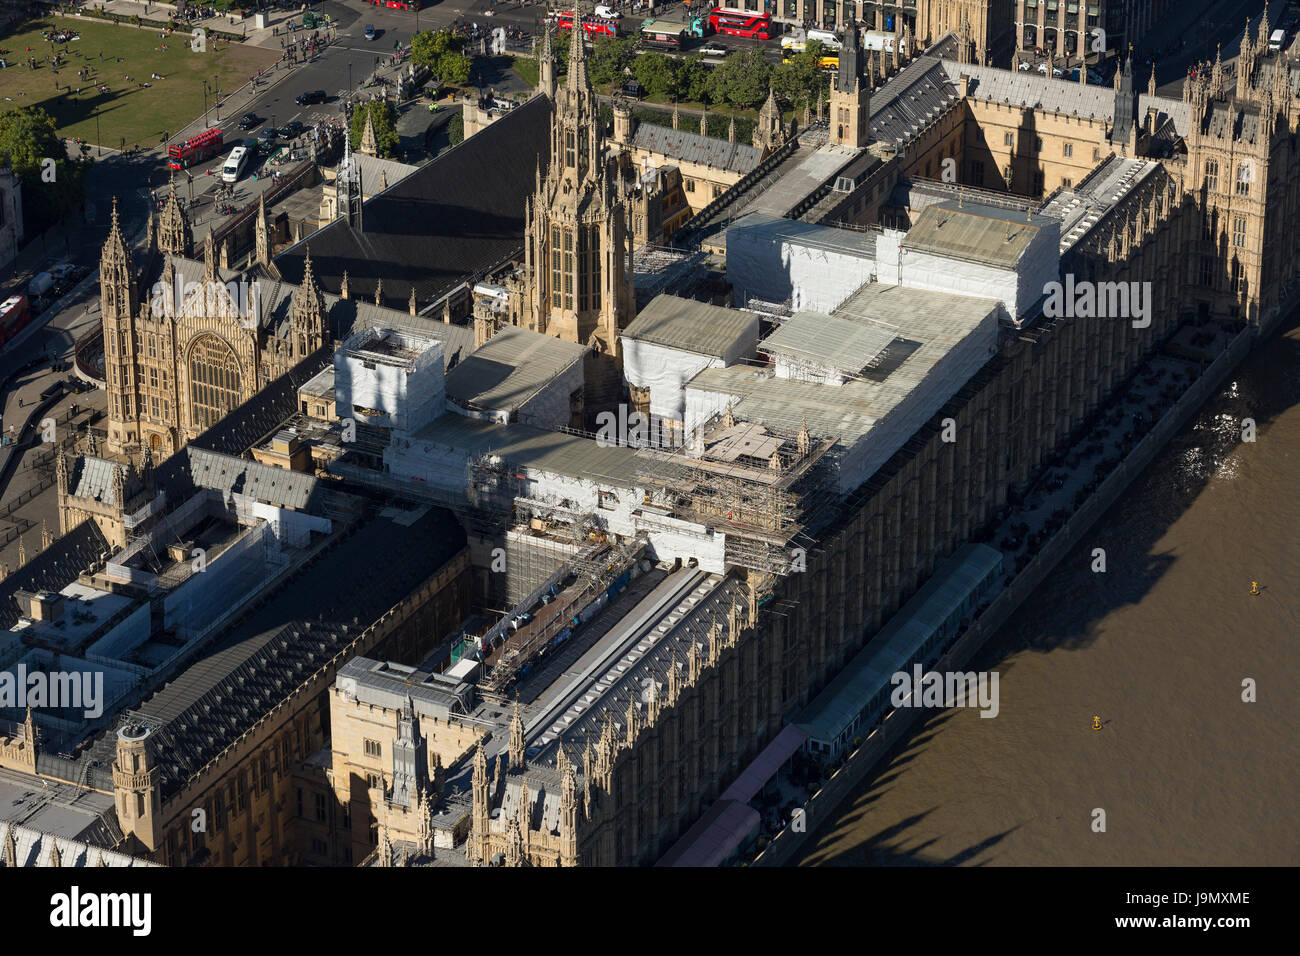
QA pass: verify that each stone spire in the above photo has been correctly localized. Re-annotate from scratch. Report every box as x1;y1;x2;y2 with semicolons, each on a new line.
672;100;680;130
753;85;784;156
340;270;349;300
373;277;383;307
254;192;271;266
100;197;136;324
1148;65;1157;96
727;116;736;143
699;105;707;136
156;179;192;258
288;246;326;356
1258;7;1271;50
359;108;379;157
408;287;417;316
202;228;217;284
337;129;363;230
1211;44;1225;98
567;0;589;92
509;699;525;770
537;22;556;99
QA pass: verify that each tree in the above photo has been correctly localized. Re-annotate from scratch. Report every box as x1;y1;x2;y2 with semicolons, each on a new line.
633;52;680;100
448;113;465;147
349;101;400;158
0;106;90;237
679;54;713;105
412;29;472;87
708;49;772;110
587;36;639;89
772;41;828;109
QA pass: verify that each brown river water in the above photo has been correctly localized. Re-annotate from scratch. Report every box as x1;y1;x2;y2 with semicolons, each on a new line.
800;317;1300;866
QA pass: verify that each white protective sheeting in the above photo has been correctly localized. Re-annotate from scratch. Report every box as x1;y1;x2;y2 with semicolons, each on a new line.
623;338;727;422
726;215;876;313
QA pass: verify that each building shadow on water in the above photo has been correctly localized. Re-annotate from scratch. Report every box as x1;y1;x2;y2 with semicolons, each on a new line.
796;314;1300;865
983;310;1300;662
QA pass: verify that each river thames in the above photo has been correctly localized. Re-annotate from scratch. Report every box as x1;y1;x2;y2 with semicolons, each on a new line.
800;317;1300;866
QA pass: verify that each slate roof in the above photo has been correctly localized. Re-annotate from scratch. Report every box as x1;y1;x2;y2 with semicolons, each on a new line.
621;294;759;358
631;123;762;175
131;504;467;799
941;60;1117;121
869;56;961;147
274;94;554;307
186;447;317;509
69;456;127;506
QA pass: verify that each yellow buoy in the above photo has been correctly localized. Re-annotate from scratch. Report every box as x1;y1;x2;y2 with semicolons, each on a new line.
1091;715;1102;731
1250;581;1261;596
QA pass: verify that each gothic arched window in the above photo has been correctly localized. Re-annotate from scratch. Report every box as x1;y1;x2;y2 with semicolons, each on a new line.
188;334;243;431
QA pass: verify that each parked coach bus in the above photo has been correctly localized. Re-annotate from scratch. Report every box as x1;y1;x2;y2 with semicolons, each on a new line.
708;7;771;40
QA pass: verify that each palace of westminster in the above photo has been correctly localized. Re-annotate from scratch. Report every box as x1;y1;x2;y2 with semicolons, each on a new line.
1;8;1298;868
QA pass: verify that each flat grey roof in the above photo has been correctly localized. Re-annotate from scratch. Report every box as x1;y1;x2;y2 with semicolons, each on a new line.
622;294;759;358
902;200;1051;269
445;326;587;413
761;310;897;375
689;283;998;443
414;413;649;486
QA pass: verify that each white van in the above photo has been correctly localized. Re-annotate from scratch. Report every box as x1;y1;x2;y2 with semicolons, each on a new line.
1269;28;1285;52
807;27;843;50
222;146;250;183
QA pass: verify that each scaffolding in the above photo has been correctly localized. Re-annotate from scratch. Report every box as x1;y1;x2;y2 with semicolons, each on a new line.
479;534;648;695
636;410;838;577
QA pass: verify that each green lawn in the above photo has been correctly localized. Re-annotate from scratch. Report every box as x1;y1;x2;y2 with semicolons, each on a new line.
0;16;276;150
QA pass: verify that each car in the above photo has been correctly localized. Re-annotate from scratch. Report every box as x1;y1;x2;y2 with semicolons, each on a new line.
364;24;376;41
1036;62;1048;74
594;4;620;17
49;263;78;282
258;127;278;144
296;89;327;105
237;112;260;130
241;136;260;154
700;44;728;57
280;120;305;139
1018;60;1032;71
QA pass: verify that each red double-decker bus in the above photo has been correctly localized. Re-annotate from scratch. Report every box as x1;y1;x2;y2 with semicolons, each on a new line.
167;128;224;170
554;11;622;38
0;295;32;348
708;7;771;39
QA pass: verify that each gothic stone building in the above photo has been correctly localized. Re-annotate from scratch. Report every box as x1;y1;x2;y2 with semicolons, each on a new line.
99;188;326;458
